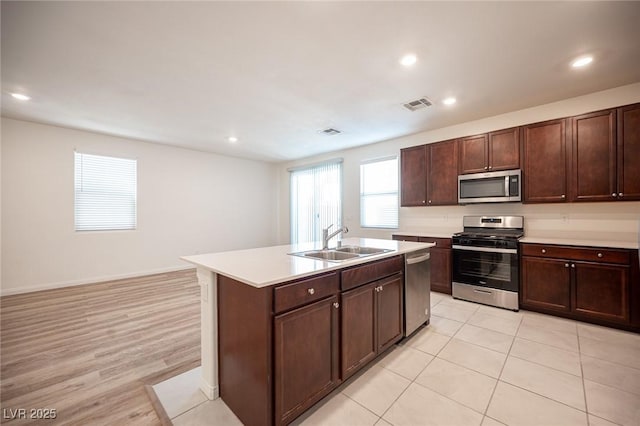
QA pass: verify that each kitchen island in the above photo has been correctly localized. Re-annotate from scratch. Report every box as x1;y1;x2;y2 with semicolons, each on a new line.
181;237;433;426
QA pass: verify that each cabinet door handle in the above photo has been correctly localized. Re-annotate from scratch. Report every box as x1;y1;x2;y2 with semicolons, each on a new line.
597;253;603;258
565;263;569;268
571;264;575;268
541;249;547;254
488;166;492;170
618;192;623;197
422;200;426;204
379;285;384;292
428;200;432;204
612;193;617;197
484;166;488;170
561;194;566;199
307;288;315;295
333;302;339;309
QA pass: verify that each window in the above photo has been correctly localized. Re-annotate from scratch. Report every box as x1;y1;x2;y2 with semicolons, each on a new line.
360;157;398;228
74;152;137;231
290;159;342;244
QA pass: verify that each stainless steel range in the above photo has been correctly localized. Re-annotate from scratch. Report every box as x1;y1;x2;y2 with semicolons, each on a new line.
452;216;524;311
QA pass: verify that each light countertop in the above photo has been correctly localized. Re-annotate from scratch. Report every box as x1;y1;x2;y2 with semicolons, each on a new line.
181;237;433;288
392;230;459;239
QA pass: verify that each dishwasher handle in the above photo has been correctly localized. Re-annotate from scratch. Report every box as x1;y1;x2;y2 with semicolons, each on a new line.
406;253;431;264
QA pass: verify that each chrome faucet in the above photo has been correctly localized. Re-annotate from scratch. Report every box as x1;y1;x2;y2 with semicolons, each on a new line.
322;224;349;250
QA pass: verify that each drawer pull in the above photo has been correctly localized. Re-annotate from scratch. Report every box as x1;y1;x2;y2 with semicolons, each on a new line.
307;288;315;295
541;249;546;254
619;192;623;197
597;253;603;258
565;263;569;268
561;194;566;199
612;193;617;197
333;302;340;309
571;264;575;268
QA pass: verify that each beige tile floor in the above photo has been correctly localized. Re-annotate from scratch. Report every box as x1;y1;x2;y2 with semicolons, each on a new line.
158;292;640;426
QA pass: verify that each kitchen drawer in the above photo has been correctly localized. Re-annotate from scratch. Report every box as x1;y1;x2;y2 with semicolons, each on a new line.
274;272;339;314
521;244;630;265
341;256;403;291
418;237;452;249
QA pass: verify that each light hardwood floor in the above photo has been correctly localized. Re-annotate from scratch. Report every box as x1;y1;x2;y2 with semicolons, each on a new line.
1;269;200;425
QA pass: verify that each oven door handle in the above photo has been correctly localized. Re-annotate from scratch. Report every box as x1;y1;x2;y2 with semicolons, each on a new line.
452;245;517;254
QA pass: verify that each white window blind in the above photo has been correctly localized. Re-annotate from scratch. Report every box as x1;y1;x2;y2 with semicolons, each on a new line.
360;157;399;229
290;160;342;244
74;152;137;231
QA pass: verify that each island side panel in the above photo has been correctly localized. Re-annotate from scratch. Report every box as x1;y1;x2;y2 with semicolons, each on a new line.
197;267;218;399
218;275;273;426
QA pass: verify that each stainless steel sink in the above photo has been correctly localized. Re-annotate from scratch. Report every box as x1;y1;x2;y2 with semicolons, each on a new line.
298;250;359;261
289;246;392;262
335;246;392;255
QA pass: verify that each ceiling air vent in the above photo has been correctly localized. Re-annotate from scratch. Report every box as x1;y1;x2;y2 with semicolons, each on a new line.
403;97;433;112
319;128;341;136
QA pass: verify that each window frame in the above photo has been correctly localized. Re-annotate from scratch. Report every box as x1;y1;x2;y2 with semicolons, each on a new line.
74;150;138;232
359;155;399;229
289;158;344;244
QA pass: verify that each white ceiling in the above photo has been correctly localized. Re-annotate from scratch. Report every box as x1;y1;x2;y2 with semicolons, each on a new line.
2;2;640;162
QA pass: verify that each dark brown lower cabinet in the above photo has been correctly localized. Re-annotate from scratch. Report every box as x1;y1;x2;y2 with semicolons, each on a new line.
341;273;404;380
521;243;636;330
274;295;340;425
573;262;629;324
521;257;571;312
218;256;407;426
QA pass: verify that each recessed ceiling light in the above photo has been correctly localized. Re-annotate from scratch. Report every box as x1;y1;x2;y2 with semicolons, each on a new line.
228;137;238;143
11;93;31;101
571;56;593;68
443;97;457;106
400;54;417;67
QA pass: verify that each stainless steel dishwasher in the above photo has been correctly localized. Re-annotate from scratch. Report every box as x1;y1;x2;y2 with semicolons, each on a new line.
404;249;431;336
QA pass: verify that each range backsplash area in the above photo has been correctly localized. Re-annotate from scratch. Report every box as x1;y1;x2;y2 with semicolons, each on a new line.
399;201;640;243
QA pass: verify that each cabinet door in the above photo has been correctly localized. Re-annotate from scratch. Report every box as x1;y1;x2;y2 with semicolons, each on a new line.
573;262;629;324
521;257;571;312
523;119;568;203
341;283;376;380
274;296;340;425
489;127;520;171
430;248;452;294
376;273;404;353
428;139;459;205
401;145;428;206
571;109;617;202
617;103;640;201
459;134;487;174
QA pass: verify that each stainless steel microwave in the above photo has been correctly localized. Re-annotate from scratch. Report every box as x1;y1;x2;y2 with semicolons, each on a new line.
458;169;521;204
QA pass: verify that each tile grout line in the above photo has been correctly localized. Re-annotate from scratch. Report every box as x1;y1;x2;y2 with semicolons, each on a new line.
479;304;523;421
577;325;593;426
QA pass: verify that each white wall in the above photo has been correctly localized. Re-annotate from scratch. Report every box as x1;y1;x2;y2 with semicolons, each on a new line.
1;118;280;295
277;82;640;244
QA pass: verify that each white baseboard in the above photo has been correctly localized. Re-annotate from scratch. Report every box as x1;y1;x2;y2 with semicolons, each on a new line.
200;378;219;400
0;265;195;297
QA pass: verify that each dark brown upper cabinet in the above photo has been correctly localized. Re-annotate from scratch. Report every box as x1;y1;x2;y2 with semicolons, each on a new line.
570;109;617;202
427;139;459;205
616;103;640;201
400;140;458;207
459;128;520;175
522;119;569;203
400;145;427;206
